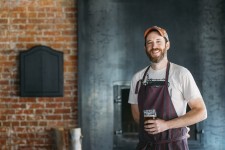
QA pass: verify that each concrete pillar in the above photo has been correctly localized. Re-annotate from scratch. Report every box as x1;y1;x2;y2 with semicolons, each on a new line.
199;0;225;149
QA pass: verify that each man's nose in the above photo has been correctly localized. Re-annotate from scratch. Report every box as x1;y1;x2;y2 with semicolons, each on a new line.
152;42;157;49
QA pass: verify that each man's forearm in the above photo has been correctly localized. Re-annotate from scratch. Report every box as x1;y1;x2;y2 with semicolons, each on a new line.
167;107;207;129
131;104;140;124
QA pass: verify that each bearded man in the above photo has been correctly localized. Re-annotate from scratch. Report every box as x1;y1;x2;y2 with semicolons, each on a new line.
128;26;207;150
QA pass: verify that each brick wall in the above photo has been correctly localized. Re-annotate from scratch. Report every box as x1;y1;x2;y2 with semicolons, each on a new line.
0;0;78;149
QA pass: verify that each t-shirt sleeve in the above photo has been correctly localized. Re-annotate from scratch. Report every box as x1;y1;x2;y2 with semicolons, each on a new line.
182;69;203;102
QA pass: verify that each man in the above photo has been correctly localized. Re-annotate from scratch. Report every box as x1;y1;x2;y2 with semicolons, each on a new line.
128;26;207;150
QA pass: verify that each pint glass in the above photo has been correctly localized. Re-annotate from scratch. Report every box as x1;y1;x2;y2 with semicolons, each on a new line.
143;109;157;122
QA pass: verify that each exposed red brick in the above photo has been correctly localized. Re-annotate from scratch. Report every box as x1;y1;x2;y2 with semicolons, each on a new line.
35;109;53;114
0;0;78;148
46;103;63;108
54;109;71;114
46;115;62;120
0;19;8;24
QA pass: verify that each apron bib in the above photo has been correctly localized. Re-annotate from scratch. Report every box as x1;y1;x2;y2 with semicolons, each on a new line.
135;62;189;150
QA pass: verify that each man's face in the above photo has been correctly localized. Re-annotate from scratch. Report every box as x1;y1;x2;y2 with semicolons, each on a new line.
145;31;169;63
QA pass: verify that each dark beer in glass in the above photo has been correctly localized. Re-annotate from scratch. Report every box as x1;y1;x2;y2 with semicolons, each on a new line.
143;109;157;122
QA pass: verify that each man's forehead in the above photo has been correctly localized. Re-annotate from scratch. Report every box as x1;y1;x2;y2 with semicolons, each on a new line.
146;31;165;40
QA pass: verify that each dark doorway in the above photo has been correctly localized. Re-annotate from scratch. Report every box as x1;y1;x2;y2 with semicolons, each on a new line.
121;88;138;134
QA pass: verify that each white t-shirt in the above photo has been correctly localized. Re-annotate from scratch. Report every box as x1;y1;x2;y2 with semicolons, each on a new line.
128;62;203;117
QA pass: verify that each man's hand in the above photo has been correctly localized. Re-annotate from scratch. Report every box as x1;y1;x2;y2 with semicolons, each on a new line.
144;119;191;139
144;119;169;134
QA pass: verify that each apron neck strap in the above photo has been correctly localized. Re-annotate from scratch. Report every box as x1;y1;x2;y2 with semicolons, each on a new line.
141;66;150;82
165;62;170;83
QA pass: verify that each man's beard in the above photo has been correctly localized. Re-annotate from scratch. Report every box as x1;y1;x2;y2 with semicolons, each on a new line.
146;48;166;63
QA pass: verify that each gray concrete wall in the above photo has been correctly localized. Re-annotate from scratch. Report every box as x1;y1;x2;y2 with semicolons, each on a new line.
199;0;225;149
78;0;225;149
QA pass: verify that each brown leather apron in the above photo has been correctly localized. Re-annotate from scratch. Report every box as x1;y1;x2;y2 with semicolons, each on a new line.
135;62;189;150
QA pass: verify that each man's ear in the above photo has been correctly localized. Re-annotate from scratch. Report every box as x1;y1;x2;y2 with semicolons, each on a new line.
166;41;170;50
